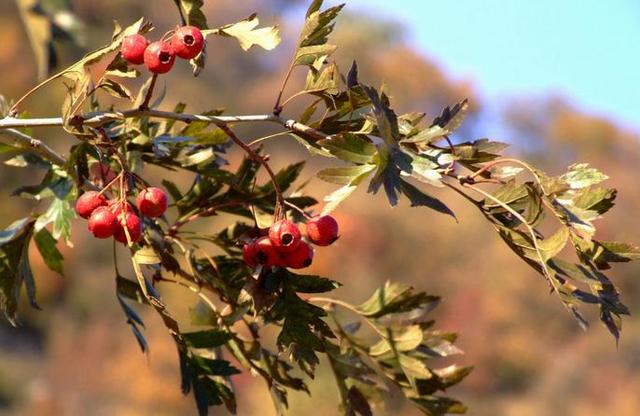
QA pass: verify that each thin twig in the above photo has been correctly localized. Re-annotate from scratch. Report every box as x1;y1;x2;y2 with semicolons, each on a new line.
218;124;285;220
0;128;66;165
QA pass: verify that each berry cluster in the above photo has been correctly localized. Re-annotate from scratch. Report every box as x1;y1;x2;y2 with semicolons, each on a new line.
243;215;339;270
120;26;205;74
75;187;167;244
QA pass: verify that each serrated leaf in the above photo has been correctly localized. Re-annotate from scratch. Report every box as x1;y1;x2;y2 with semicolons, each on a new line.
183;330;231;349
560;163;608;189
33;228;64;275
318;134;377;164
399;180;455;218
208;15;280;51
35;198;75;244
318;164;376;185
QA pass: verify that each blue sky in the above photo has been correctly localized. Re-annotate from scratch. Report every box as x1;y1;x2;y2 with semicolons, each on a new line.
336;0;640;132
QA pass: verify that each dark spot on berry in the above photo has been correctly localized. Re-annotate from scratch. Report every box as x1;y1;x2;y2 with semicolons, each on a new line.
256;251;268;263
281;233;294;246
184;34;195;45
159;52;171;63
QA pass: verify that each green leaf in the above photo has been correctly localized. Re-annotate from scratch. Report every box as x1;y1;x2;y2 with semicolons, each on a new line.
430;99;469;134
318;133;377;164
298;2;344;48
318;165;377;185
35;198;75;244
183;330;231;349
399;180;455;218
208;14;280;51
356;281;437;319
172;0;208;28
192;356;241;377
560;163;608;189
279;270;341;293
369;325;424;356
98;78;132;100
34;228;64;275
294;44;338;66
0;218;37;326
321;164;376;214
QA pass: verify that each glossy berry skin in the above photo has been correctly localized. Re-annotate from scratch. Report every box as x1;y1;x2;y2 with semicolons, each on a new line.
243;241;259;268
114;212;143;244
88;207;117;238
144;41;176;74
171;26;205;59
283;241;314;269
136;187;167;218
306;215;339;246
120;34;149;65
268;220;302;252
254;236;285;268
75;191;108;219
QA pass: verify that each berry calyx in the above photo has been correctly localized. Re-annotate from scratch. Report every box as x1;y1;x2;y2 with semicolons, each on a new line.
136;187;168;218
306;215;339;246
88;207;117;238
282;241;314;269
268;220;302;252
75;191;108;219
144;41;176;74
254;236;284;268
120;34;149;65
171;26;205;59
114;212;143;244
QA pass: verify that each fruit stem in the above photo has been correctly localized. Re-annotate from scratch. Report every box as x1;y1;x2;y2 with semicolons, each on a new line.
217;124;286;221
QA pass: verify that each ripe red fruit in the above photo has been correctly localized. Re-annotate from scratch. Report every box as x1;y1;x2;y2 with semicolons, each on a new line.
136;187;167;218
114;212;143;244
253;236;284;268
120;34;149;65
171;26;205;59
144;41;176;74
88;207;117;238
243;241;259;268
282;241;314;269
75;191;108;219
306;215;339;246
268;220;302;252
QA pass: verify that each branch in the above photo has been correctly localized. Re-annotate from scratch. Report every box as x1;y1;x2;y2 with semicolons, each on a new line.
0;112;332;141
0;128;66;165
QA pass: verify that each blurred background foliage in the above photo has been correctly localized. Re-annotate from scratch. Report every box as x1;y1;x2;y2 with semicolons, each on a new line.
0;0;638;415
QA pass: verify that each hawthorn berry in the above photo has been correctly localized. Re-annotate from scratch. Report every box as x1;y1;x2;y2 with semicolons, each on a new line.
136;187;167;218
243;241;259;268
114;212;143;244
282;241;314;269
144;41;176;74
306;215;339;246
120;34;149;65
88;207;117;238
171;26;205;59
268;220;302;252
253;236;284;268
75;191;108;219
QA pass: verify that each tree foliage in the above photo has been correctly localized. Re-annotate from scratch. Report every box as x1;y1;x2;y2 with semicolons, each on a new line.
0;1;637;415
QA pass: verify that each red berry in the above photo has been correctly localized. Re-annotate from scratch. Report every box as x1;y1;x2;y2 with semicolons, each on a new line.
88;207;117;238
171;26;205;59
282;241;314;269
253;236;284;268
114;212;143;244
136;187;167;218
75;191;108;219
144;41;176;74
120;34;149;65
306;215;339;246
268;220;302;252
